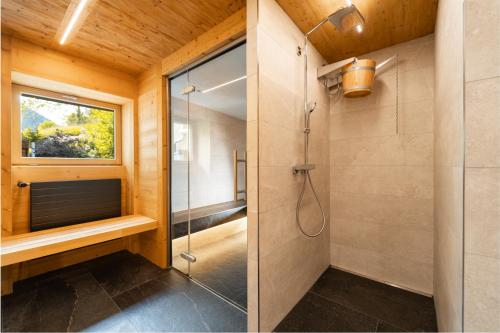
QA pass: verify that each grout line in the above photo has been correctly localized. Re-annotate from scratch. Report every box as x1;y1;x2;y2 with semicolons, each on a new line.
464;74;500;84
464;166;500;169
463;251;500;262
170;267;247;315
307;290;382;328
86;271;123;312
308;290;412;332
87;255;165;301
329;131;434;143
462;3;466;331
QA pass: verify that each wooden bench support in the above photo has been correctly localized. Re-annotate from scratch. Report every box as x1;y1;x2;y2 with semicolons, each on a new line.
1;215;157;267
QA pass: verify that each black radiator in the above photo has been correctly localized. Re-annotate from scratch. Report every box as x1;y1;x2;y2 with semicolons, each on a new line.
30;179;121;231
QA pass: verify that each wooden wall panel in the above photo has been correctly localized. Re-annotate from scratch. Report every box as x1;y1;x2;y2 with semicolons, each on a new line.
8;38;137;99
1;36;13;236
134;64;168;268
1;36;138;293
122;101;137;215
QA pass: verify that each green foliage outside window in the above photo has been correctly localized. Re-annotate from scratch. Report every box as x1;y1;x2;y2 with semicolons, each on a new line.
21;95;115;159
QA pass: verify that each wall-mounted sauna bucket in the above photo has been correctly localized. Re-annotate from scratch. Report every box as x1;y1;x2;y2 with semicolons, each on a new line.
341;59;376;97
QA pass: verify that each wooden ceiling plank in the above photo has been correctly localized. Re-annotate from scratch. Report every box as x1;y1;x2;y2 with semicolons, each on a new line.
1;0;245;75
276;0;438;63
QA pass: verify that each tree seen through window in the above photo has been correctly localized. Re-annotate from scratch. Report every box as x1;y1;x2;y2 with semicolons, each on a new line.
20;94;115;159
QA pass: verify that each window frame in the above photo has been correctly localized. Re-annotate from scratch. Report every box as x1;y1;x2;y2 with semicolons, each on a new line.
12;84;122;165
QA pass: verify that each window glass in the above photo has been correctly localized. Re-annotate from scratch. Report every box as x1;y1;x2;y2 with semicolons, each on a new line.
20;94;115;159
172;121;189;161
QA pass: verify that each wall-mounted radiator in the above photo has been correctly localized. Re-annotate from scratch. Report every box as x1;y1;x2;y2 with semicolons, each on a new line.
29;179;121;231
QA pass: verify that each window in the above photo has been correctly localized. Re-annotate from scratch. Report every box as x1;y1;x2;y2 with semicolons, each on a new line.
172;121;189;161
12;85;121;164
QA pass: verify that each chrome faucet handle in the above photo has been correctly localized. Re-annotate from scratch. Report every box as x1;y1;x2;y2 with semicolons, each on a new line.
292;164;316;174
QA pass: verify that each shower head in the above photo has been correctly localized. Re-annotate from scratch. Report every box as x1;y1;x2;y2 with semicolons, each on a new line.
305;3;365;36
327;4;365;33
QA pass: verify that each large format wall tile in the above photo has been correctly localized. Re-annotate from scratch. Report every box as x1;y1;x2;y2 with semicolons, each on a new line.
465;77;500;168
464;254;500;332
465;168;500;259
330;36;435;295
333;165;433;199
256;0;330;331
464;0;500;82
463;1;500;331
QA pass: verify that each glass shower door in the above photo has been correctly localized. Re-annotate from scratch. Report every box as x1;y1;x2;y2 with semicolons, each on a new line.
170;43;247;309
184;44;247;308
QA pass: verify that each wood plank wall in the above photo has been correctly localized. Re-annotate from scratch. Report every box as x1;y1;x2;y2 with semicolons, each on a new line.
1;6;247;293
1;36;13;236
0;35;138;293
131;64;168;267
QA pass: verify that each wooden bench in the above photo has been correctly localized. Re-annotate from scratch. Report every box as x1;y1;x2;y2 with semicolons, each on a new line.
1;215;157;267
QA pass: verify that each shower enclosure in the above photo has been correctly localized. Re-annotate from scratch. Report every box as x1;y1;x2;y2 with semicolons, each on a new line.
169;42;247;309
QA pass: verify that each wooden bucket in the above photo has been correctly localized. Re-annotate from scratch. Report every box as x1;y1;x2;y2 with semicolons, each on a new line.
341;59;376;98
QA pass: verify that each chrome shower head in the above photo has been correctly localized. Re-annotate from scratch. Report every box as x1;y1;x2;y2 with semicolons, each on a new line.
304;3;365;37
327;4;365;32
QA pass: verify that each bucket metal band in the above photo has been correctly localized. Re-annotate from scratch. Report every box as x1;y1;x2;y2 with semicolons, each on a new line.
342;66;375;74
343;85;373;93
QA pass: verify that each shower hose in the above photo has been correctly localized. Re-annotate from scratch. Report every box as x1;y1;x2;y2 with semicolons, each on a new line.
296;168;326;238
295;106;326;238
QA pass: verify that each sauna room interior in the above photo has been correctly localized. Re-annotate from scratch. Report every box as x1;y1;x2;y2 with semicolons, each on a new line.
1;0;499;332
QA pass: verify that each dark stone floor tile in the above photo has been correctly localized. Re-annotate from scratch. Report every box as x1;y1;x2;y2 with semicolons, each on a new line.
310;268;437;332
79;311;138;332
376;320;407;332
113;270;247;332
86;251;164;297
275;292;378;332
190;231;247;309
12;264;89;294
1;271;121;332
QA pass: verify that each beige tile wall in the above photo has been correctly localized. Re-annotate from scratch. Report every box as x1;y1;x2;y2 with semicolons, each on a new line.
330;35;435;295
464;0;500;331
246;0;259;330
254;0;330;330
433;0;465;331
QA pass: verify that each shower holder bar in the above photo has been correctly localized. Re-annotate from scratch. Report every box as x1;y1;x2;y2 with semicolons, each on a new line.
292;164;315;174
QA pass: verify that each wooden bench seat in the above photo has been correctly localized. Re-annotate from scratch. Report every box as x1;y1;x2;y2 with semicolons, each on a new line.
1;215;157;267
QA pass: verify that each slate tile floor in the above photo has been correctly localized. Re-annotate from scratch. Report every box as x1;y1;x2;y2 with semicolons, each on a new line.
189;230;247;309
1;251;246;332
276;268;438;332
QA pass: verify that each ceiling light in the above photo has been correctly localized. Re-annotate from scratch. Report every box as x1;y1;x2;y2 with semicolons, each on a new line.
59;0;89;45
356;24;363;33
201;75;247;94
